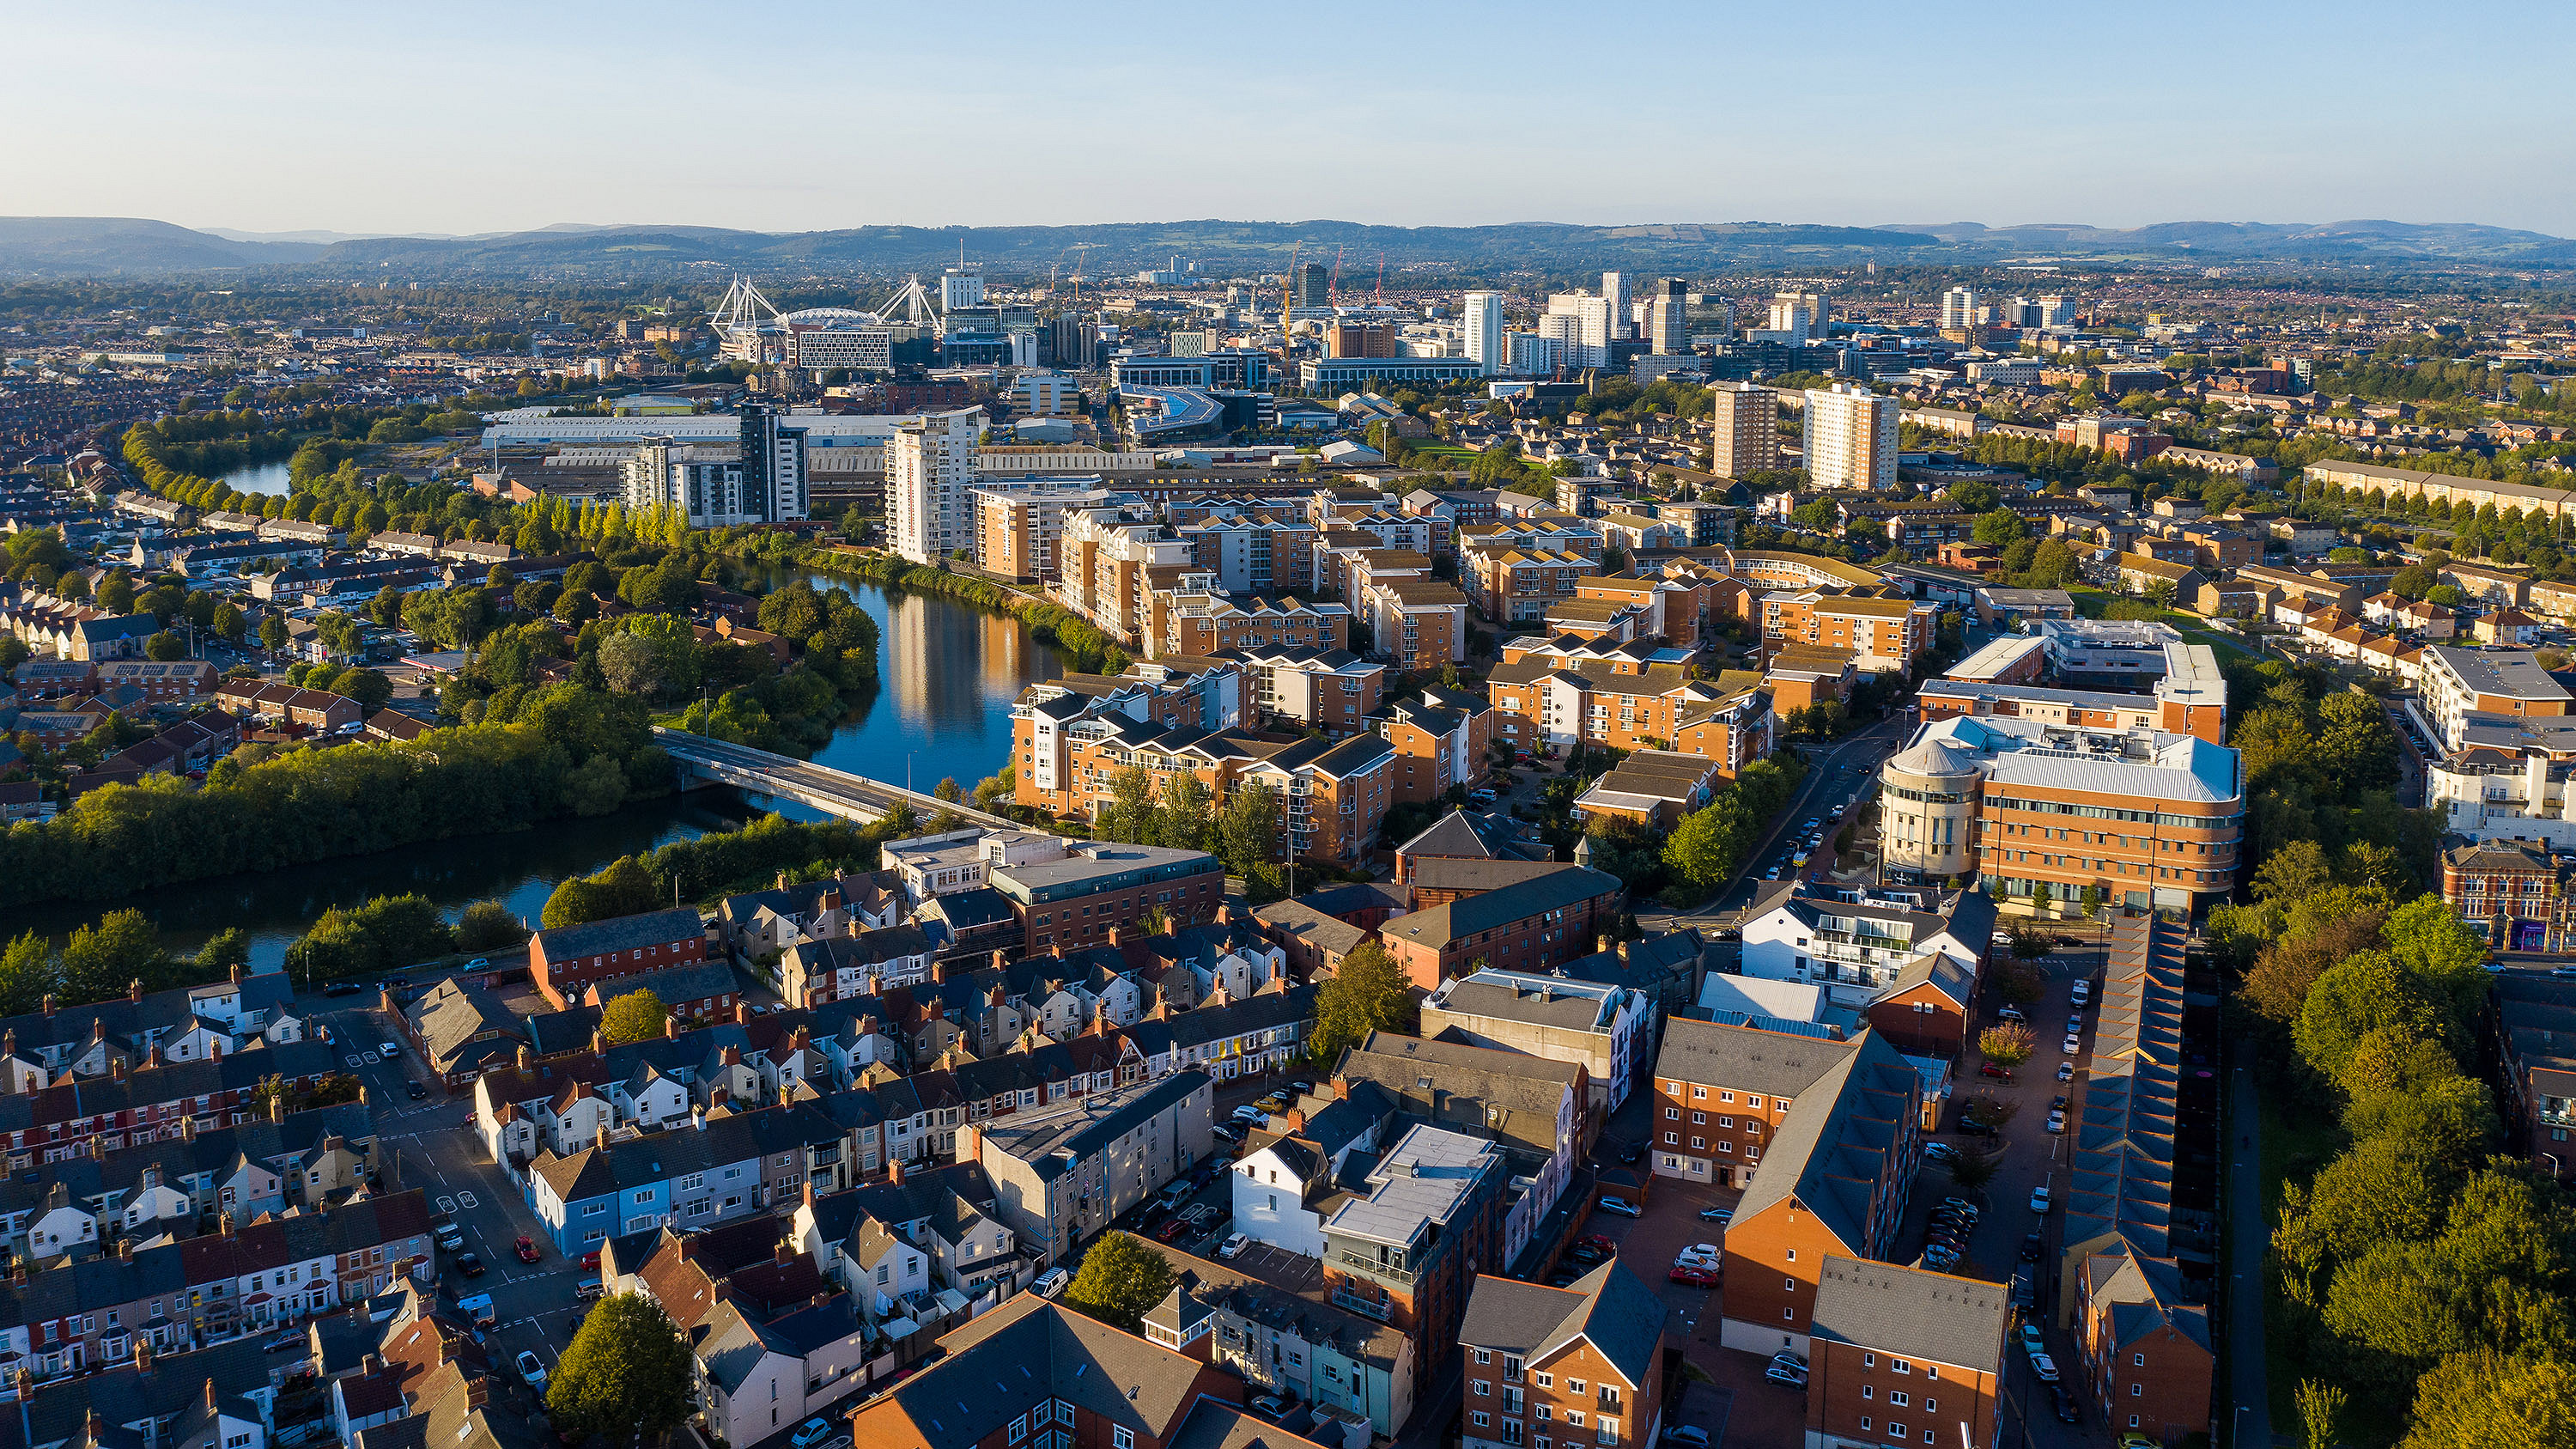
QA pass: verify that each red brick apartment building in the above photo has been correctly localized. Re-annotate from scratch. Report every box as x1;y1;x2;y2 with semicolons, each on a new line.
1382;687;1496;804
1151;586;1351;660
1805;1257;2009;1449
1698;1030;1922;1357
1457;1263;1670;1449
1464;547;1598;624
1376;865;1621;989
527;906;711;1009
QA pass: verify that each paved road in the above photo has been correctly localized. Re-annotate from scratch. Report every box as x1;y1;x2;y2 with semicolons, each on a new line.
2226;1052;2272;1449
1637;714;1910;933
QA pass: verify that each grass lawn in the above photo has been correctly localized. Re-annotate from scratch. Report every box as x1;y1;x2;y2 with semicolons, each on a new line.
2257;1086;2346;1436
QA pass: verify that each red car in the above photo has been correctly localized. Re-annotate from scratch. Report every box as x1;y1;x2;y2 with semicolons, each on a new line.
580;1251;601;1271
1979;1062;2014;1081
515;1236;541;1263
1668;1265;1721;1288
1576;1233;1619;1253
1154;1217;1191;1243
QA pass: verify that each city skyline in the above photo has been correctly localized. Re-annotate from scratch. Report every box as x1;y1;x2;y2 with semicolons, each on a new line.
9;0;2572;238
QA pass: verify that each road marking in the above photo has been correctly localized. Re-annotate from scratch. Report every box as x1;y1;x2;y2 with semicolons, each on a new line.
459;1190;478;1208
438;1196;458;1214
344;1055;364;1068
362;1051;380;1064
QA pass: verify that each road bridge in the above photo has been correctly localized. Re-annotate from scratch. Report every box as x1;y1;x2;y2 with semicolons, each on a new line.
653;728;1017;831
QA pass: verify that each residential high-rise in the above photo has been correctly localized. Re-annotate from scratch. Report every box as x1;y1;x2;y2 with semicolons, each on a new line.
1540;292;1611;368
1802;383;1899;490
1047;313;1098;369
1461;291;1505;375
884;407;984;564
940;266;985;312
2005;295;2045;328
1295;262;1330;307
1766;289;1826;342
620;405;809;527
1650;277;1690;355
2038;293;2071;327
1940;286;1978;331
1708;381;1779;478
1328;321;1397;358
1601;271;1631;338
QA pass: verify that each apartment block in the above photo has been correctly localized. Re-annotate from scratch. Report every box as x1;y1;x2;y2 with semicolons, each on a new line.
1486;636;1735;753
1376;865;1622;989
970;482;1121;582
957;1070;1213;1263
1759;592;1937;675
885;408;984;565
1882;715;2245;915
1457;1263;1669;1449
1712;1030;1921;1356
1232;646;1385;734
1382;686;1497;804
1057;506;1194;644
1804;1257;2008;1449
1735;880;1996;1012
1317;1123;1509;1366
1710;381;1780;478
1421;970;1644;1111
2419;644;2576;751
1464;547;1599;624
1151;578;1352;660
1176;515;1321;595
1331;1032;1586;1268
1802;385;1899;490
1358;575;1472;673
1139;1240;1417;1436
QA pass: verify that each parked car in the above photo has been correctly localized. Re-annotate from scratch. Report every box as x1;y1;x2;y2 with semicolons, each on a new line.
1230;1105;1267;1126
405;1081;428;1100
1251;1394;1293;1418
2028;1352;2060;1384
1698;1206;1734;1222
2021;1233;2044;1262
1996;1006;2025;1024
2057;1061;2076;1082
2061;1033;2082;1054
1252;1093;1290;1114
435;1230;466;1251
2012;1274;2037;1311
2070;979;2093;1007
263;1330;302;1353
1957;1117;1999;1138
2030;1184;2053;1214
2045;1109;2066;1134
1979;1062;2014;1081
1923;1142;1959;1161
516;1351;547;1391
514;1236;540;1263
1218;1233;1250;1260
379;1040;403;1058
580;1251;601;1271
1577;1233;1619;1252
1668;1265;1720;1288
1595;1195;1642;1218
1153;1217;1191;1243
1765;1358;1807;1386
322;981;363;996
793;1419;837;1449
575;1277;603;1301
2051;1384;2082;1424
455;1252;485;1277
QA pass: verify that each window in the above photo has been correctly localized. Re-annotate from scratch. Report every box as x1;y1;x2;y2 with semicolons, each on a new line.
1535;1374;1552;1389
1563;1412;1583;1429
1664;1107;1679;1120
1923;1400;1935;1414
2132;1384;2144;1397
678;1173;705;1191
1473;1382;1490;1397
1888;1392;1908;1407
1691;1087;1706;1099
1473;1349;1491;1366
1857;1422;1869;1435
1470;1415;1490;1430
2133;1353;2146;1367
1114;1430;1133;1449
1891;1360;1910;1374
1566;1381;1583;1397
1011;1418;1027;1441
1862;1387;1873;1401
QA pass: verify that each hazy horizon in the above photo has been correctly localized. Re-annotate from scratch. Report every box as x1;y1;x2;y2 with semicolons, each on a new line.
11;0;2571;238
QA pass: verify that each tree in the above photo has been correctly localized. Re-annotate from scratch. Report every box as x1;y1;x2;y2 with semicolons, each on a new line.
2299;1379;2347;1449
1101;765;1157;843
1151;770;1215;853
2256;840;2334;902
259;614;288;652
1063;1231;1176;1333
192;928;250;978
545;1292;696;1441
2403;1349;2576;1448
1971;508;2026;545
0;931;56;1017
143;630;187;661
454;901;530;953
329;667;394;712
598;989;669;1045
1978;1022;2036;1067
1663;801;1739;898
59;910;166;1004
1310;942;1417;1062
1218;780;1282;874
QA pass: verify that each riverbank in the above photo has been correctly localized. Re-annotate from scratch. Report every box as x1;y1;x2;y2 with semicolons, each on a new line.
801;547;1130;674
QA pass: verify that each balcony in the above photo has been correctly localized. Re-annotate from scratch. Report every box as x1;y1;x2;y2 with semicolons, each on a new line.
1330;1284;1395;1320
1336;1251;1414;1284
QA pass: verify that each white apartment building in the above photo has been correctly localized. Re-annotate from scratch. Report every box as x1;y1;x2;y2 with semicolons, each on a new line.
885;407;985;564
1461;292;1505;376
1940;286;1978;330
621;405;810;527
1766;290;1826;344
1802;384;1899;490
1601;272;1630;338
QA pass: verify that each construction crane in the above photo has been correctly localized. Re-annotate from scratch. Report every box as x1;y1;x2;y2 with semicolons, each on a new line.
1059;242;1098;304
1328;246;1344;307
1375;253;1386;304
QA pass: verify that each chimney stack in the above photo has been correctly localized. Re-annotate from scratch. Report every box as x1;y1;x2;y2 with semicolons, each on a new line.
1596;934;1613;957
991;949;1007;972
712;1087;730;1111
1106;926;1122;947
886;1158;905;1184
118;1238;131;1262
664;1014;679;1039
930;959;946;983
40;995;54;1017
230;964;242;986
735;1002;751;1025
204;1379;216;1412
148;1043;163;1068
219;1212;235;1238
129;978;143;1004
1617;938;1630;962
517;1045;533;1072
720;1046;741;1067
133;1342;151;1374
596;1123;611;1150
110;1058;126;1082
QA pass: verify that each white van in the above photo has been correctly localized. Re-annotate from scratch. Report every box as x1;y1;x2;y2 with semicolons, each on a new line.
1034;1266;1072;1299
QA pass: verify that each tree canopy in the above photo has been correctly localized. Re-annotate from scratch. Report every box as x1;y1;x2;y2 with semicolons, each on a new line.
1063;1231;1176;1333
545;1293;695;1440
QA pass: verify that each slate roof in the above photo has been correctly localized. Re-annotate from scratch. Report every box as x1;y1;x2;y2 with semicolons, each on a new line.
1456;1258;1668;1389
586;959;738;1008
884;1294;1216;1449
969;1072;1210;1182
532;906;706;961
0;969;297;1058
530;1103;841;1205
1730;1031;1918;1254
405;977;526;1077
1809;1255;2010;1373
1381;868;1619;952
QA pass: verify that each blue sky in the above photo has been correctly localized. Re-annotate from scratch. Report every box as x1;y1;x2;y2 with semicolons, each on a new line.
8;0;2569;238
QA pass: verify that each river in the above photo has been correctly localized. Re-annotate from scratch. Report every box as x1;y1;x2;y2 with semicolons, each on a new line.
0;570;1062;965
